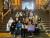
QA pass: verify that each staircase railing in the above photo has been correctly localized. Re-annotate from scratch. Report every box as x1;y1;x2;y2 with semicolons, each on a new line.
0;9;10;22
0;6;3;16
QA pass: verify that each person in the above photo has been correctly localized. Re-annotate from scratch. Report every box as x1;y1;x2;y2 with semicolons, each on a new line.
10;21;16;34
15;17;18;22
27;21;35;37
18;16;23;23
25;17;29;24
19;11;23;17
29;11;33;20
10;17;19;38
21;23;25;37
21;22;28;37
15;12;19;18
6;17;14;31
15;21;22;35
34;23;40;35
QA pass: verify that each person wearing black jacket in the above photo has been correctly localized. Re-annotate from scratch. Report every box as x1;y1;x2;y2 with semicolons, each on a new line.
10;21;16;34
10;20;18;34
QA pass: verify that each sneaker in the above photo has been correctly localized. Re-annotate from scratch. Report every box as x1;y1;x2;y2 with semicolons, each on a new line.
28;36;33;37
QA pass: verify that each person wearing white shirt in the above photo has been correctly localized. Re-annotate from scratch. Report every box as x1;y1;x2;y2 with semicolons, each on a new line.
6;17;14;31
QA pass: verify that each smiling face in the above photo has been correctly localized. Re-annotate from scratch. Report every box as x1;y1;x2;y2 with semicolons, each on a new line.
28;21;31;25
16;17;18;21
25;17;29;23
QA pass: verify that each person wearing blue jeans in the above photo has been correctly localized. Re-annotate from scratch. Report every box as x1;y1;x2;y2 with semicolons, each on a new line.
15;21;22;35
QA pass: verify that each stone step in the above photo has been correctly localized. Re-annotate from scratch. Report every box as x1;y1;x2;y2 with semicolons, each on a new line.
0;10;16;31
46;28;50;30
42;23;50;24
46;27;50;28
43;24;50;26
44;25;50;27
47;31;50;33
41;21;50;23
46;30;50;32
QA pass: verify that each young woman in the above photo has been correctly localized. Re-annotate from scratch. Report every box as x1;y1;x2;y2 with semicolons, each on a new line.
27;21;35;37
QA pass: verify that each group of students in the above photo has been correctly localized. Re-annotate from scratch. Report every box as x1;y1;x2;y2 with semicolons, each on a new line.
6;11;41;38
10;15;40;38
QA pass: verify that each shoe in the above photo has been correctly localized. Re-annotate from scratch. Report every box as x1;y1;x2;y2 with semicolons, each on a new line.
28;36;33;37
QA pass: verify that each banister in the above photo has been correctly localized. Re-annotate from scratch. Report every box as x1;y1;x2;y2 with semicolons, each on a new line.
0;9;10;22
3;9;10;17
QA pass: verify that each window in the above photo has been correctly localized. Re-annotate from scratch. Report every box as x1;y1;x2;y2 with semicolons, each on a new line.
22;0;35;10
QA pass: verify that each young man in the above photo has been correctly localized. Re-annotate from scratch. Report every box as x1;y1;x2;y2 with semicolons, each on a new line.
15;21;22;35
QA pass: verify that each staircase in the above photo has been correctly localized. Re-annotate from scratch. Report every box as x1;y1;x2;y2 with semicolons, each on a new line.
38;6;50;34
40;12;50;34
41;21;50;34
0;9;16;31
0;9;10;31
